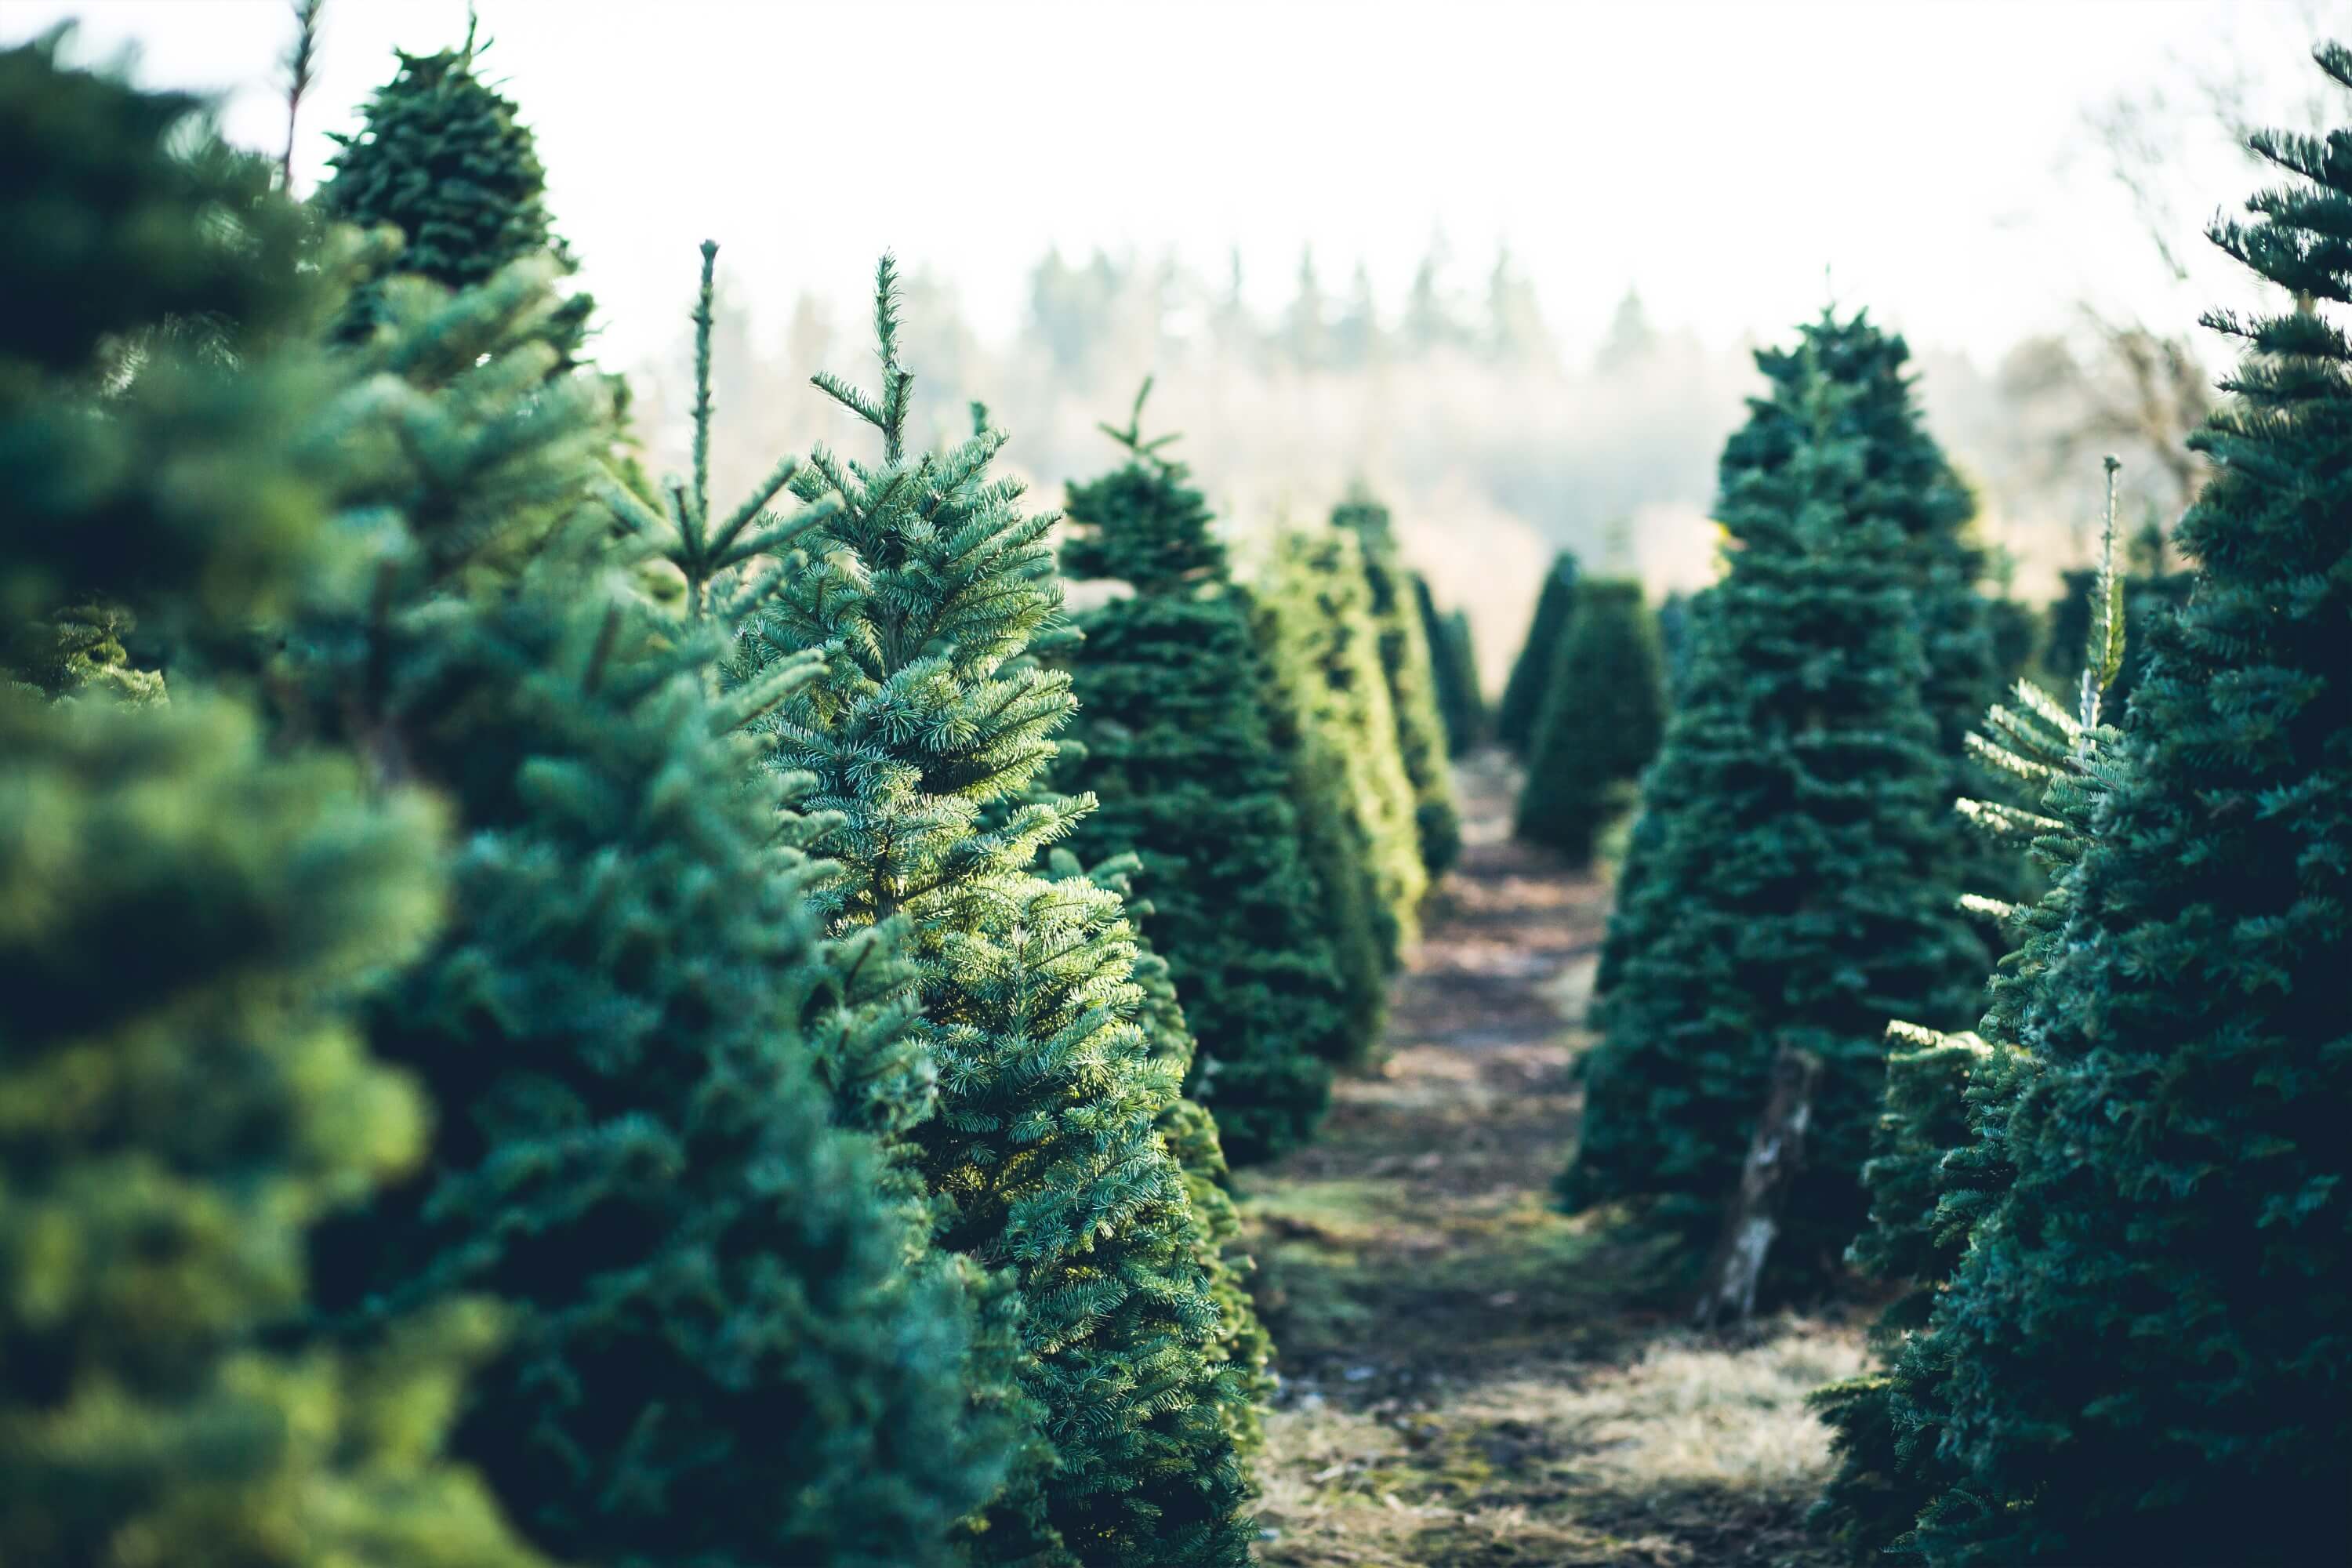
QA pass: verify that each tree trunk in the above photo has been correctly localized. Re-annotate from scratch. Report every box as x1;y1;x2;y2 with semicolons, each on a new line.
1693;1045;1823;1329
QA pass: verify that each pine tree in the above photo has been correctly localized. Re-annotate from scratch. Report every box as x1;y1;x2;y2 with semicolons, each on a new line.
1809;462;2133;1563
1514;579;1667;864
1558;338;1989;1290
2038;520;2194;720
1896;55;2352;1563
317;21;590;357
1255;524;1429;1057
1335;490;1462;875
0;40;541;1564
303;252;1017;1568
1417;577;1484;755
1494;550;1579;752
1054;383;1341;1163
731;259;1254;1567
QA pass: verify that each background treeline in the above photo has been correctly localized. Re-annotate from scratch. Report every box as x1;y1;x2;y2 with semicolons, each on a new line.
1496;43;2349;1567
0;26;1473;1568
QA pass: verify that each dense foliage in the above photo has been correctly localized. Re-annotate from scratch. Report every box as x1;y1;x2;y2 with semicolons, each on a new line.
1334;492;1462;875
1417;575;1485;754
317;24;589;356
1872;56;2352;1563
1560;335;1989;1289
729;263;1256;1566
1055;387;1342;1163
1513;578;1667;864
1254;524;1430;1061
1494;550;1579;752
0;42;540;1565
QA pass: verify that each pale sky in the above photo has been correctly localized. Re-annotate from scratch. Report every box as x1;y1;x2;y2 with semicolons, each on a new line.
9;0;2346;367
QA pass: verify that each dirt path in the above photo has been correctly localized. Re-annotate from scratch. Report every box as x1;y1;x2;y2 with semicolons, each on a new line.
1242;752;1865;1568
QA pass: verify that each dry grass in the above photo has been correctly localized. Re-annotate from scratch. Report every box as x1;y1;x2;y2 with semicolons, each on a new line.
1240;754;1868;1567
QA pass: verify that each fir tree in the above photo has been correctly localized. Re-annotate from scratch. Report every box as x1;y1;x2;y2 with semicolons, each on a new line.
0;40;541;1563
317;21;590;357
1495;550;1579;753
1559;338;1989;1290
1898;56;2352;1563
2038;519;2194;720
1255;524;1429;1058
1417;577;1484;755
1513;579;1667;864
731;259;1254;1567
1054;383;1342;1163
1809;461;2133;1562
303;252;1017;1568
1335;490;1462;875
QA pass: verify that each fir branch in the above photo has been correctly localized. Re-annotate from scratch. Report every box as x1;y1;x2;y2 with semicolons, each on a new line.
280;0;325;192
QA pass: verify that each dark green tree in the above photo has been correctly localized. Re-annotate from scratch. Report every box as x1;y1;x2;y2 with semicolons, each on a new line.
1417;579;1484;755
1513;579;1667;864
1255;524;1428;1060
1054;384;1341;1163
1810;463;2133;1561
317;21;590;358
1495;550;1578;752
304;253;1018;1568
1559;339;1989;1290
1335;490;1462;874
0;39;541;1564
731;260;1255;1567
1896;56;2352;1563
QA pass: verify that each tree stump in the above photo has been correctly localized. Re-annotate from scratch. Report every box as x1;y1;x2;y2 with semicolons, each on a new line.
1693;1045;1823;1328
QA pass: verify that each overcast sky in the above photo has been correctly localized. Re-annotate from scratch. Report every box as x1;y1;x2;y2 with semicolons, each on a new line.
10;0;2346;368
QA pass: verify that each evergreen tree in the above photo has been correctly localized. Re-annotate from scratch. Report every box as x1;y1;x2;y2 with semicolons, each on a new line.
2038;521;2194;720
303;252;1016;1568
318;22;590;357
1729;310;2007;906
1054;383;1342;1163
1255;524;1429;1058
1416;578;1484;755
1335;490;1462;875
1896;56;2352;1563
1513;579;1666;865
732;259;1254;1567
1809;463;2133;1562
1494;550;1578;752
0;40;541;1564
1559;339;1989;1290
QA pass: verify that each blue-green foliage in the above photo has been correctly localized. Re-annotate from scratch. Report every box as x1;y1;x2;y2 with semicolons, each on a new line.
1874;52;2352;1564
1562;336;1990;1290
731;260;1255;1567
0;38;543;1566
1056;390;1341;1163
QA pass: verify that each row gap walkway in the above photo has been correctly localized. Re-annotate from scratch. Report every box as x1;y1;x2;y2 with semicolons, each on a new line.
1243;750;1867;1568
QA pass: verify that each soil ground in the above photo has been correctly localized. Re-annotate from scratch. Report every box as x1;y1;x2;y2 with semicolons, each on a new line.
1241;751;1867;1568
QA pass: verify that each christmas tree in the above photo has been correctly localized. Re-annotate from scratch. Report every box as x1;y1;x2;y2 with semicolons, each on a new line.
0;40;541;1564
1255;524;1430;1059
1335;490;1462;875
1898;53;2352;1563
1417;576;1485;755
302;252;1017;1568
318;19;590;358
1494;550;1579;752
1809;461;2133;1562
1513;579;1667;865
1559;334;1988;1290
731;259;1254;1566
1054;383;1342;1163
